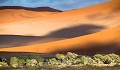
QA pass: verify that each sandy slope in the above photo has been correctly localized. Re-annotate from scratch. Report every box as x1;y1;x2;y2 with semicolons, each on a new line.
0;26;120;55
0;9;57;23
0;0;120;55
0;6;61;23
0;0;120;36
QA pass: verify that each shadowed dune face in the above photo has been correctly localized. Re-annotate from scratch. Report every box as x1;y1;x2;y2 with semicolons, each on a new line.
0;42;120;58
0;24;104;48
0;26;120;55
0;52;56;58
0;35;64;48
0;6;62;12
47;24;105;38
52;42;120;56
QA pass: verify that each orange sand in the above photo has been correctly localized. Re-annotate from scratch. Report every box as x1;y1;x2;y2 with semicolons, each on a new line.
0;0;120;36
0;26;120;53
0;9;58;23
0;0;120;54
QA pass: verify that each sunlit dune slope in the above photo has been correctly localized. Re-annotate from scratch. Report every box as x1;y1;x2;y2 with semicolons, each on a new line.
0;26;120;54
0;0;119;36
0;6;61;23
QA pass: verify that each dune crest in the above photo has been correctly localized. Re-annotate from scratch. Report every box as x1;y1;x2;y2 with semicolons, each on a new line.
0;6;62;23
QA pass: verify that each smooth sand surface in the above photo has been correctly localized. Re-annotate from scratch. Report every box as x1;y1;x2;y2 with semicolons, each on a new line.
0;9;59;23
0;0;120;55
0;0;120;36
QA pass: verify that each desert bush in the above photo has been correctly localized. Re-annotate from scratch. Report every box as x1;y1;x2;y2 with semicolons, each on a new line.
55;52;79;66
80;56;95;65
107;53;120;64
1;53;120;69
66;52;78;59
47;58;68;68
17;54;44;67
48;58;60;65
26;59;38;67
0;62;9;68
93;54;105;64
10;57;19;68
10;57;26;68
28;54;44;61
18;54;44;62
56;53;66;60
102;54;120;66
38;61;44;67
17;58;26;68
93;53;120;66
75;58;82;64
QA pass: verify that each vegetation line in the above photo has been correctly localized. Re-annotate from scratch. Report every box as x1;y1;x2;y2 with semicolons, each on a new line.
0;52;120;69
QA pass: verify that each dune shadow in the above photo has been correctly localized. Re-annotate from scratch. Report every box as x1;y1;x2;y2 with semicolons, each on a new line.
0;6;62;12
46;24;105;38
51;42;120;56
0;35;40;47
0;42;120;58
0;35;63;48
0;52;56;59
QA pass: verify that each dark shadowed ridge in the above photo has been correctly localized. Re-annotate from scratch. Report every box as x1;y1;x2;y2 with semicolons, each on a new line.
46;24;105;38
0;6;62;12
0;35;64;48
0;24;105;48
1;42;120;58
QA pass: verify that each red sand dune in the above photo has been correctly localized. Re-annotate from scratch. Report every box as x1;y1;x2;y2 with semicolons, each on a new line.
0;0;119;36
0;0;120;55
0;26;120;54
0;6;61;23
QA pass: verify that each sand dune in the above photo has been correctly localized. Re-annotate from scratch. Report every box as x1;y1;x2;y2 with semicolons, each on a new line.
0;0;119;36
0;26;120;55
0;0;120;56
0;35;64;48
0;6;61;23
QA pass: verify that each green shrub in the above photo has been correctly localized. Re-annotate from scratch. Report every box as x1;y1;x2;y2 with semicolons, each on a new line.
0;62;9;68
38;61;44;67
48;58;59;65
18;54;44;62
107;53;120;64
80;56;95;65
56;54;66;60
56;52;79;66
26;59;38;67
67;52;78;59
47;58;67;68
10;57;19;68
10;57;26;68
17;58;26;68
1;53;120;69
93;53;120;66
93;54;105;64
75;58;82;64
